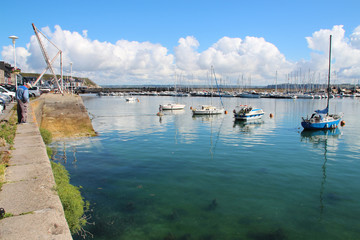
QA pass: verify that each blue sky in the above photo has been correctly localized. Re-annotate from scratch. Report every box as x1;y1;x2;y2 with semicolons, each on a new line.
1;0;360;85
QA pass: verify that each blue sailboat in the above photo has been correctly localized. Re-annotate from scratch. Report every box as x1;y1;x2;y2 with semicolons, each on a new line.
301;35;343;130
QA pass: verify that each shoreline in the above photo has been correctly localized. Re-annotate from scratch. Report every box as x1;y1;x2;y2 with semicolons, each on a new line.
0;93;96;239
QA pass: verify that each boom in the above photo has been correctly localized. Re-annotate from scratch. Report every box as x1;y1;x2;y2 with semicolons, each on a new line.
31;23;64;94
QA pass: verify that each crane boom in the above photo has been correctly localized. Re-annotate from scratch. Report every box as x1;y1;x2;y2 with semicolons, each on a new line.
31;23;63;94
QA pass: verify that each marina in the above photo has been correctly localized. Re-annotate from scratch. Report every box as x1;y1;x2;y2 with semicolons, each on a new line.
50;94;360;240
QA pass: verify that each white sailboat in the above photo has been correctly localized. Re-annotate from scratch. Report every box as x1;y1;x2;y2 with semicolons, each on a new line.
192;66;225;115
160;73;186;111
160;103;186;110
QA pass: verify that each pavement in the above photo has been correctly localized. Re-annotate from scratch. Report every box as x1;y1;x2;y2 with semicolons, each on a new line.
0;103;72;240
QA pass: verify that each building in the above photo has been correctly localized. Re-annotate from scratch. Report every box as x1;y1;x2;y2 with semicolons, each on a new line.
0;61;15;84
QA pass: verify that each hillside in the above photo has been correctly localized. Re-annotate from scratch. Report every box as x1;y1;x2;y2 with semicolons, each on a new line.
21;72;99;88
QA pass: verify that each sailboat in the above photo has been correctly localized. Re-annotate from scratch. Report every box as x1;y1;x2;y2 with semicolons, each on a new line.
192;66;225;115
160;73;186;110
301;35;343;130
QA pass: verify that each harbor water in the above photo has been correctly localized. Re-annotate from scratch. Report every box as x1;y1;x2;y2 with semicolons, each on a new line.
51;95;360;240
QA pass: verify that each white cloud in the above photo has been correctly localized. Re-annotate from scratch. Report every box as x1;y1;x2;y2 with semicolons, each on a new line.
302;25;360;81
1;24;360;86
2;25;175;85
175;36;293;85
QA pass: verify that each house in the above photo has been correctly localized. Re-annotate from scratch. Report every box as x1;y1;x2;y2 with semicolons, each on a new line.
0;61;14;84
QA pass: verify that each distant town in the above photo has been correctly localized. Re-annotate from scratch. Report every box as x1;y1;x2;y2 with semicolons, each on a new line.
1;60;359;97
0;61;98;92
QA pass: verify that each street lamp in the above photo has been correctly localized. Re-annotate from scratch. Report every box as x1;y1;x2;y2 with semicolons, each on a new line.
8;35;18;89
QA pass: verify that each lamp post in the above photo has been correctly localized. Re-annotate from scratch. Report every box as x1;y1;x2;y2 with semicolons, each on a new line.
8;35;18;89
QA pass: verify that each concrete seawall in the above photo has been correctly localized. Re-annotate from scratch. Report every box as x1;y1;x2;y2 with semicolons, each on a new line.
0;103;72;239
0;94;95;239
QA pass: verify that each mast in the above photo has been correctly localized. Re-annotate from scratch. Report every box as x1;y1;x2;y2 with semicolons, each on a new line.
326;35;332;115
211;66;224;108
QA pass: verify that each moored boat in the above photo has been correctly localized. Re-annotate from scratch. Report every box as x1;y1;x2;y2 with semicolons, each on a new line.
192;105;224;115
301;111;342;129
233;105;264;121
301;35;343;130
160;103;185;110
125;96;136;102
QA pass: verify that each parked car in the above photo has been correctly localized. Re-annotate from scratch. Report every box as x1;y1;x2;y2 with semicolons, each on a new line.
0;85;15;100
0;84;16;92
29;86;41;97
40;87;51;94
0;98;6;112
0;93;11;104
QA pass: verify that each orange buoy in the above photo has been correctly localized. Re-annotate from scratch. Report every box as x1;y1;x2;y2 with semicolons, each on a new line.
137;99;140;102
224;110;228;114
190;106;193;110
269;113;274;118
340;120;345;126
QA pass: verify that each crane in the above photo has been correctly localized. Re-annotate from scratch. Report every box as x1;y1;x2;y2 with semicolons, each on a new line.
31;23;64;94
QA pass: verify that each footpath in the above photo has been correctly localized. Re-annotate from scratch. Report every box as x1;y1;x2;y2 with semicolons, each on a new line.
0;103;72;239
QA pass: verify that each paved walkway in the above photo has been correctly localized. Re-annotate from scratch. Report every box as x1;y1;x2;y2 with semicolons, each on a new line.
0;104;72;239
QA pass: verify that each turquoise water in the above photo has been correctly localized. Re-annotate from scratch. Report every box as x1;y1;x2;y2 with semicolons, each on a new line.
51;95;360;240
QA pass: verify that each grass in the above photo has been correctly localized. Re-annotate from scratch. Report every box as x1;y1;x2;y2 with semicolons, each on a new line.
40;128;52;145
40;129;90;235
0;212;14;219
0;109;17;190
51;161;89;234
0;111;17;145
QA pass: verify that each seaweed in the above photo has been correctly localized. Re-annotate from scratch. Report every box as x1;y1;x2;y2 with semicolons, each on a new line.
206;199;218;211
164;232;176;240
125;202;135;212
247;228;286;240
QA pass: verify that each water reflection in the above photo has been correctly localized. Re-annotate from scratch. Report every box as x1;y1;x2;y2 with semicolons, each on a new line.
191;114;224;122
300;129;341;219
233;120;264;134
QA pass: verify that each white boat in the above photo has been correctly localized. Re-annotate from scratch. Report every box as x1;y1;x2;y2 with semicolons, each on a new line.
234;105;264;121
192;105;224;115
160;103;185;110
192;66;225;116
237;90;261;98
125;96;136;102
296;93;314;99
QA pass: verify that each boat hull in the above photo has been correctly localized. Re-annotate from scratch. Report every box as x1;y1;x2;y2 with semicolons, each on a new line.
233;107;264;121
192;105;224;115
237;94;261;98
234;112;264;121
192;109;223;115
301;119;341;130
161;104;185;110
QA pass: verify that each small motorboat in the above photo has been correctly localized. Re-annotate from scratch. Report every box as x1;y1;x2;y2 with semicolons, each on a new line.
233;105;264;121
125;96;136;102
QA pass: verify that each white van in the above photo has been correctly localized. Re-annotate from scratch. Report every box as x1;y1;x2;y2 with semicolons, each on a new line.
29;86;41;97
0;86;15;100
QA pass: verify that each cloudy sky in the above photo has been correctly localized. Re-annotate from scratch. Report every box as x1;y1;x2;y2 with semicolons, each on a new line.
1;0;360;86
